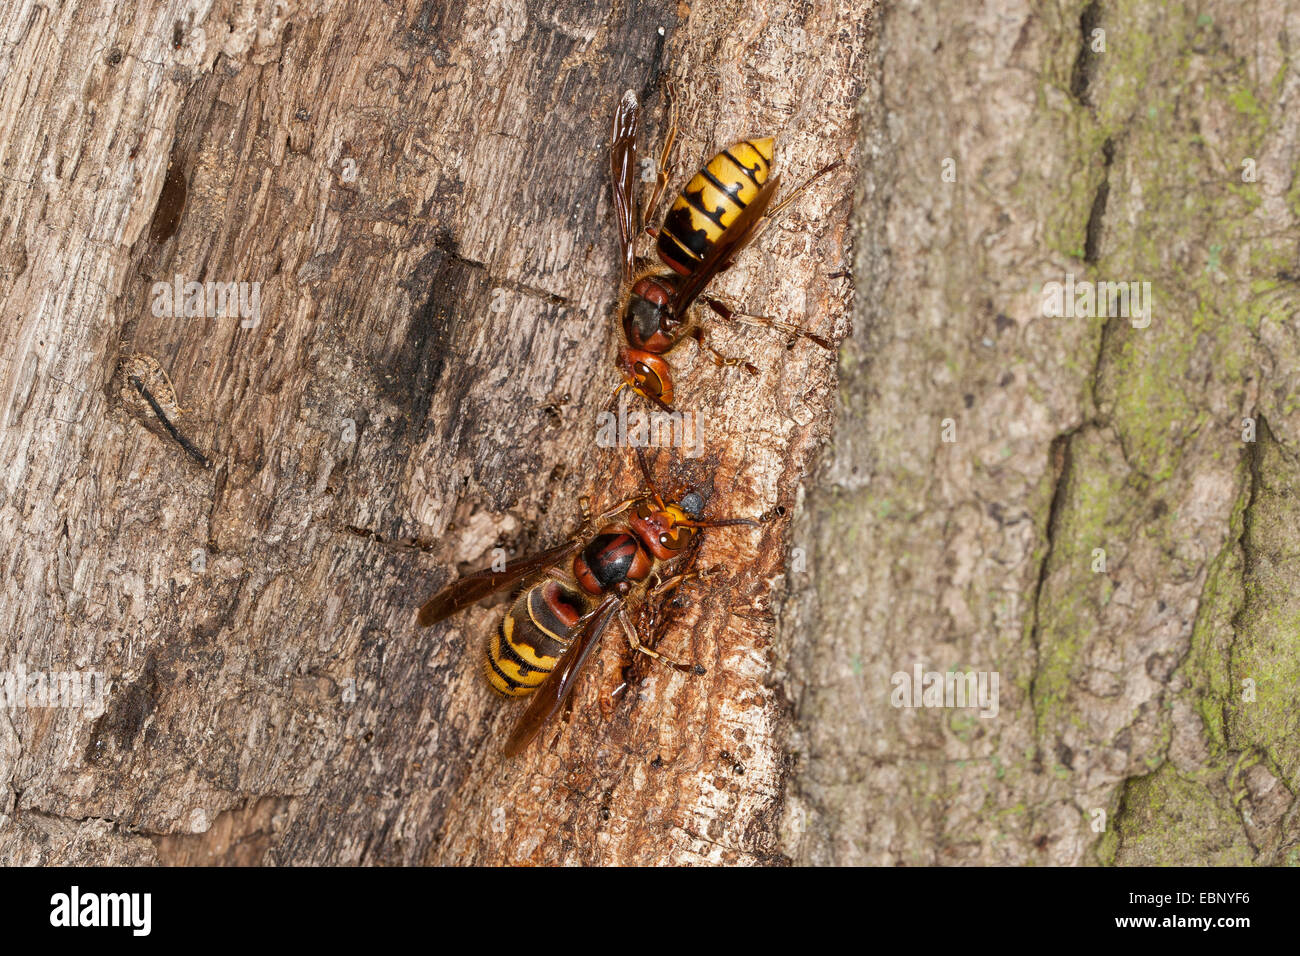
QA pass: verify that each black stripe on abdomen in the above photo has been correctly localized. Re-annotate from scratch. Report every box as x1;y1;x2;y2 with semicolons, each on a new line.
662;204;710;259
701;168;747;212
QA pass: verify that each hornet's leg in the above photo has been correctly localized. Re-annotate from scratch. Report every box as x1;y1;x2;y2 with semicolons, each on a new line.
687;324;760;373
740;159;843;251
618;607;704;675
702;295;835;351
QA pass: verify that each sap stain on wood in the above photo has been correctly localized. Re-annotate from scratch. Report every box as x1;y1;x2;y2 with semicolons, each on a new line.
148;151;188;243
86;655;160;763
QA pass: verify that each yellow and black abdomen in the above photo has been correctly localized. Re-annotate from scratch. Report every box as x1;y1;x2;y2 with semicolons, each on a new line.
656;138;774;275
484;579;589;697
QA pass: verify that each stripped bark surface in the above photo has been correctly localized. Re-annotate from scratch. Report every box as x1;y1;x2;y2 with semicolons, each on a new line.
0;0;867;864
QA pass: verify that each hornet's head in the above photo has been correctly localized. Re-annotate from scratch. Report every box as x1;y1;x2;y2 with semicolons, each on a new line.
617;348;675;409
628;494;705;560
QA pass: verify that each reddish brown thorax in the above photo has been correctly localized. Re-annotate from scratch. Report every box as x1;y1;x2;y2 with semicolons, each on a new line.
573;531;652;596
570;501;700;596
622;276;680;354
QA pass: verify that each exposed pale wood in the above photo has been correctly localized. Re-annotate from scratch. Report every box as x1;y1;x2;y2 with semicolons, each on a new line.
0;0;867;864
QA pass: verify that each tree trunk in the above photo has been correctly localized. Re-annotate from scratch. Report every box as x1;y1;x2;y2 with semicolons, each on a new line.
781;0;1300;865
6;0;1293;870
0;0;867;864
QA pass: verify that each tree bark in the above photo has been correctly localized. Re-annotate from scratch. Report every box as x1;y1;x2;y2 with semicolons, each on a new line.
8;0;1291;870
0;0;867;864
781;0;1300;865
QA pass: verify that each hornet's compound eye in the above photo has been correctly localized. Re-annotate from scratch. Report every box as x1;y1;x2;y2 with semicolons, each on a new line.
635;498;654;519
680;491;705;518
634;362;663;398
658;525;695;551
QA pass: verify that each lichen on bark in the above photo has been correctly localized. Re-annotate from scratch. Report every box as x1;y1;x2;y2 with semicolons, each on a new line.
782;0;1300;866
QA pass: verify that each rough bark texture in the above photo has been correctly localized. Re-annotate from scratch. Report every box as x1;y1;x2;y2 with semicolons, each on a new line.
6;0;1293;870
0;0;865;864
781;0;1300;865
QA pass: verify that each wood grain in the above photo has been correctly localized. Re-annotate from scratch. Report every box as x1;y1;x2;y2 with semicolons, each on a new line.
0;0;868;864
